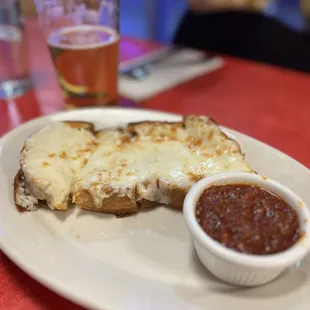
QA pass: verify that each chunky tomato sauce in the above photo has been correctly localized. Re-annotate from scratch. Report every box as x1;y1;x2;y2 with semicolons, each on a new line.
196;184;301;255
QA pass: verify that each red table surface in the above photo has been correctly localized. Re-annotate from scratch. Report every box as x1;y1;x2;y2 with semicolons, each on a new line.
0;18;310;310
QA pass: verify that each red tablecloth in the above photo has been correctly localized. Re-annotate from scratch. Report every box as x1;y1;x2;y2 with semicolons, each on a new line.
0;18;310;310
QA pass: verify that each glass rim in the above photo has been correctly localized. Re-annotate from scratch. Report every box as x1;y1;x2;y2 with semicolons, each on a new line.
34;0;120;35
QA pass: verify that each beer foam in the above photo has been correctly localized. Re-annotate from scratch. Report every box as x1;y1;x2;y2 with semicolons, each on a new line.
48;25;119;50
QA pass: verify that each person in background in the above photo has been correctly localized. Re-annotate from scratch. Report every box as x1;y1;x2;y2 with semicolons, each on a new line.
174;0;310;72
301;0;310;32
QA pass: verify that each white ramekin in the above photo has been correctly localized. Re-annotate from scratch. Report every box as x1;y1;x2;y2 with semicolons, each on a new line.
183;172;310;287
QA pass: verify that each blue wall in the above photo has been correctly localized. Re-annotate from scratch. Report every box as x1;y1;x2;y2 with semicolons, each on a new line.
120;0;150;39
120;0;187;42
155;0;187;43
120;0;306;42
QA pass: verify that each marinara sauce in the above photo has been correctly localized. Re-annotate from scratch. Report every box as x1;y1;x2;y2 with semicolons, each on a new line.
196;184;301;255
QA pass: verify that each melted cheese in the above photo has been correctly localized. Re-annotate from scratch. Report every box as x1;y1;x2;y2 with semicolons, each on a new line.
74;117;252;207
17;116;253;212
20;122;96;210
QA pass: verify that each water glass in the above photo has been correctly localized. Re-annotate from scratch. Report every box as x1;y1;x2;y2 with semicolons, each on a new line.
0;0;31;99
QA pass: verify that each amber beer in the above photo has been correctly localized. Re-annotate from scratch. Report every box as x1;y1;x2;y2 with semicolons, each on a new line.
48;25;119;108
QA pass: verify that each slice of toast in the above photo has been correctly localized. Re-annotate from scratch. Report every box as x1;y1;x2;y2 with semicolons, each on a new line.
73;116;253;216
16;121;96;211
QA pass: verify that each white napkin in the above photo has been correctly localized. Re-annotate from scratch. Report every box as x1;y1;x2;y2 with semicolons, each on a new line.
119;48;224;102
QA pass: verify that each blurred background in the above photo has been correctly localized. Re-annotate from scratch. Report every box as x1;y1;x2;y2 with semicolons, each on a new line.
21;0;310;43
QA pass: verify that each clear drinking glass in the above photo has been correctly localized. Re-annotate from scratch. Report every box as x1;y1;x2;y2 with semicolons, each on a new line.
34;0;120;108
0;0;31;99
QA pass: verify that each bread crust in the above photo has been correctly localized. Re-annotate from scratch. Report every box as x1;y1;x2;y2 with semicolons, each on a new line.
64;121;95;133
14;169;46;212
14;169;27;212
74;189;138;216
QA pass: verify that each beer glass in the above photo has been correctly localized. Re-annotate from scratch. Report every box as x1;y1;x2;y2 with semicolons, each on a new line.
34;0;120;108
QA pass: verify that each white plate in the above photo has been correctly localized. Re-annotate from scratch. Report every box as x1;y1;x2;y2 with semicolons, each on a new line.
0;108;310;310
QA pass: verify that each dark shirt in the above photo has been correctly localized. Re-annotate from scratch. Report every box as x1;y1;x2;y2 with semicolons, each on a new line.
174;10;310;72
